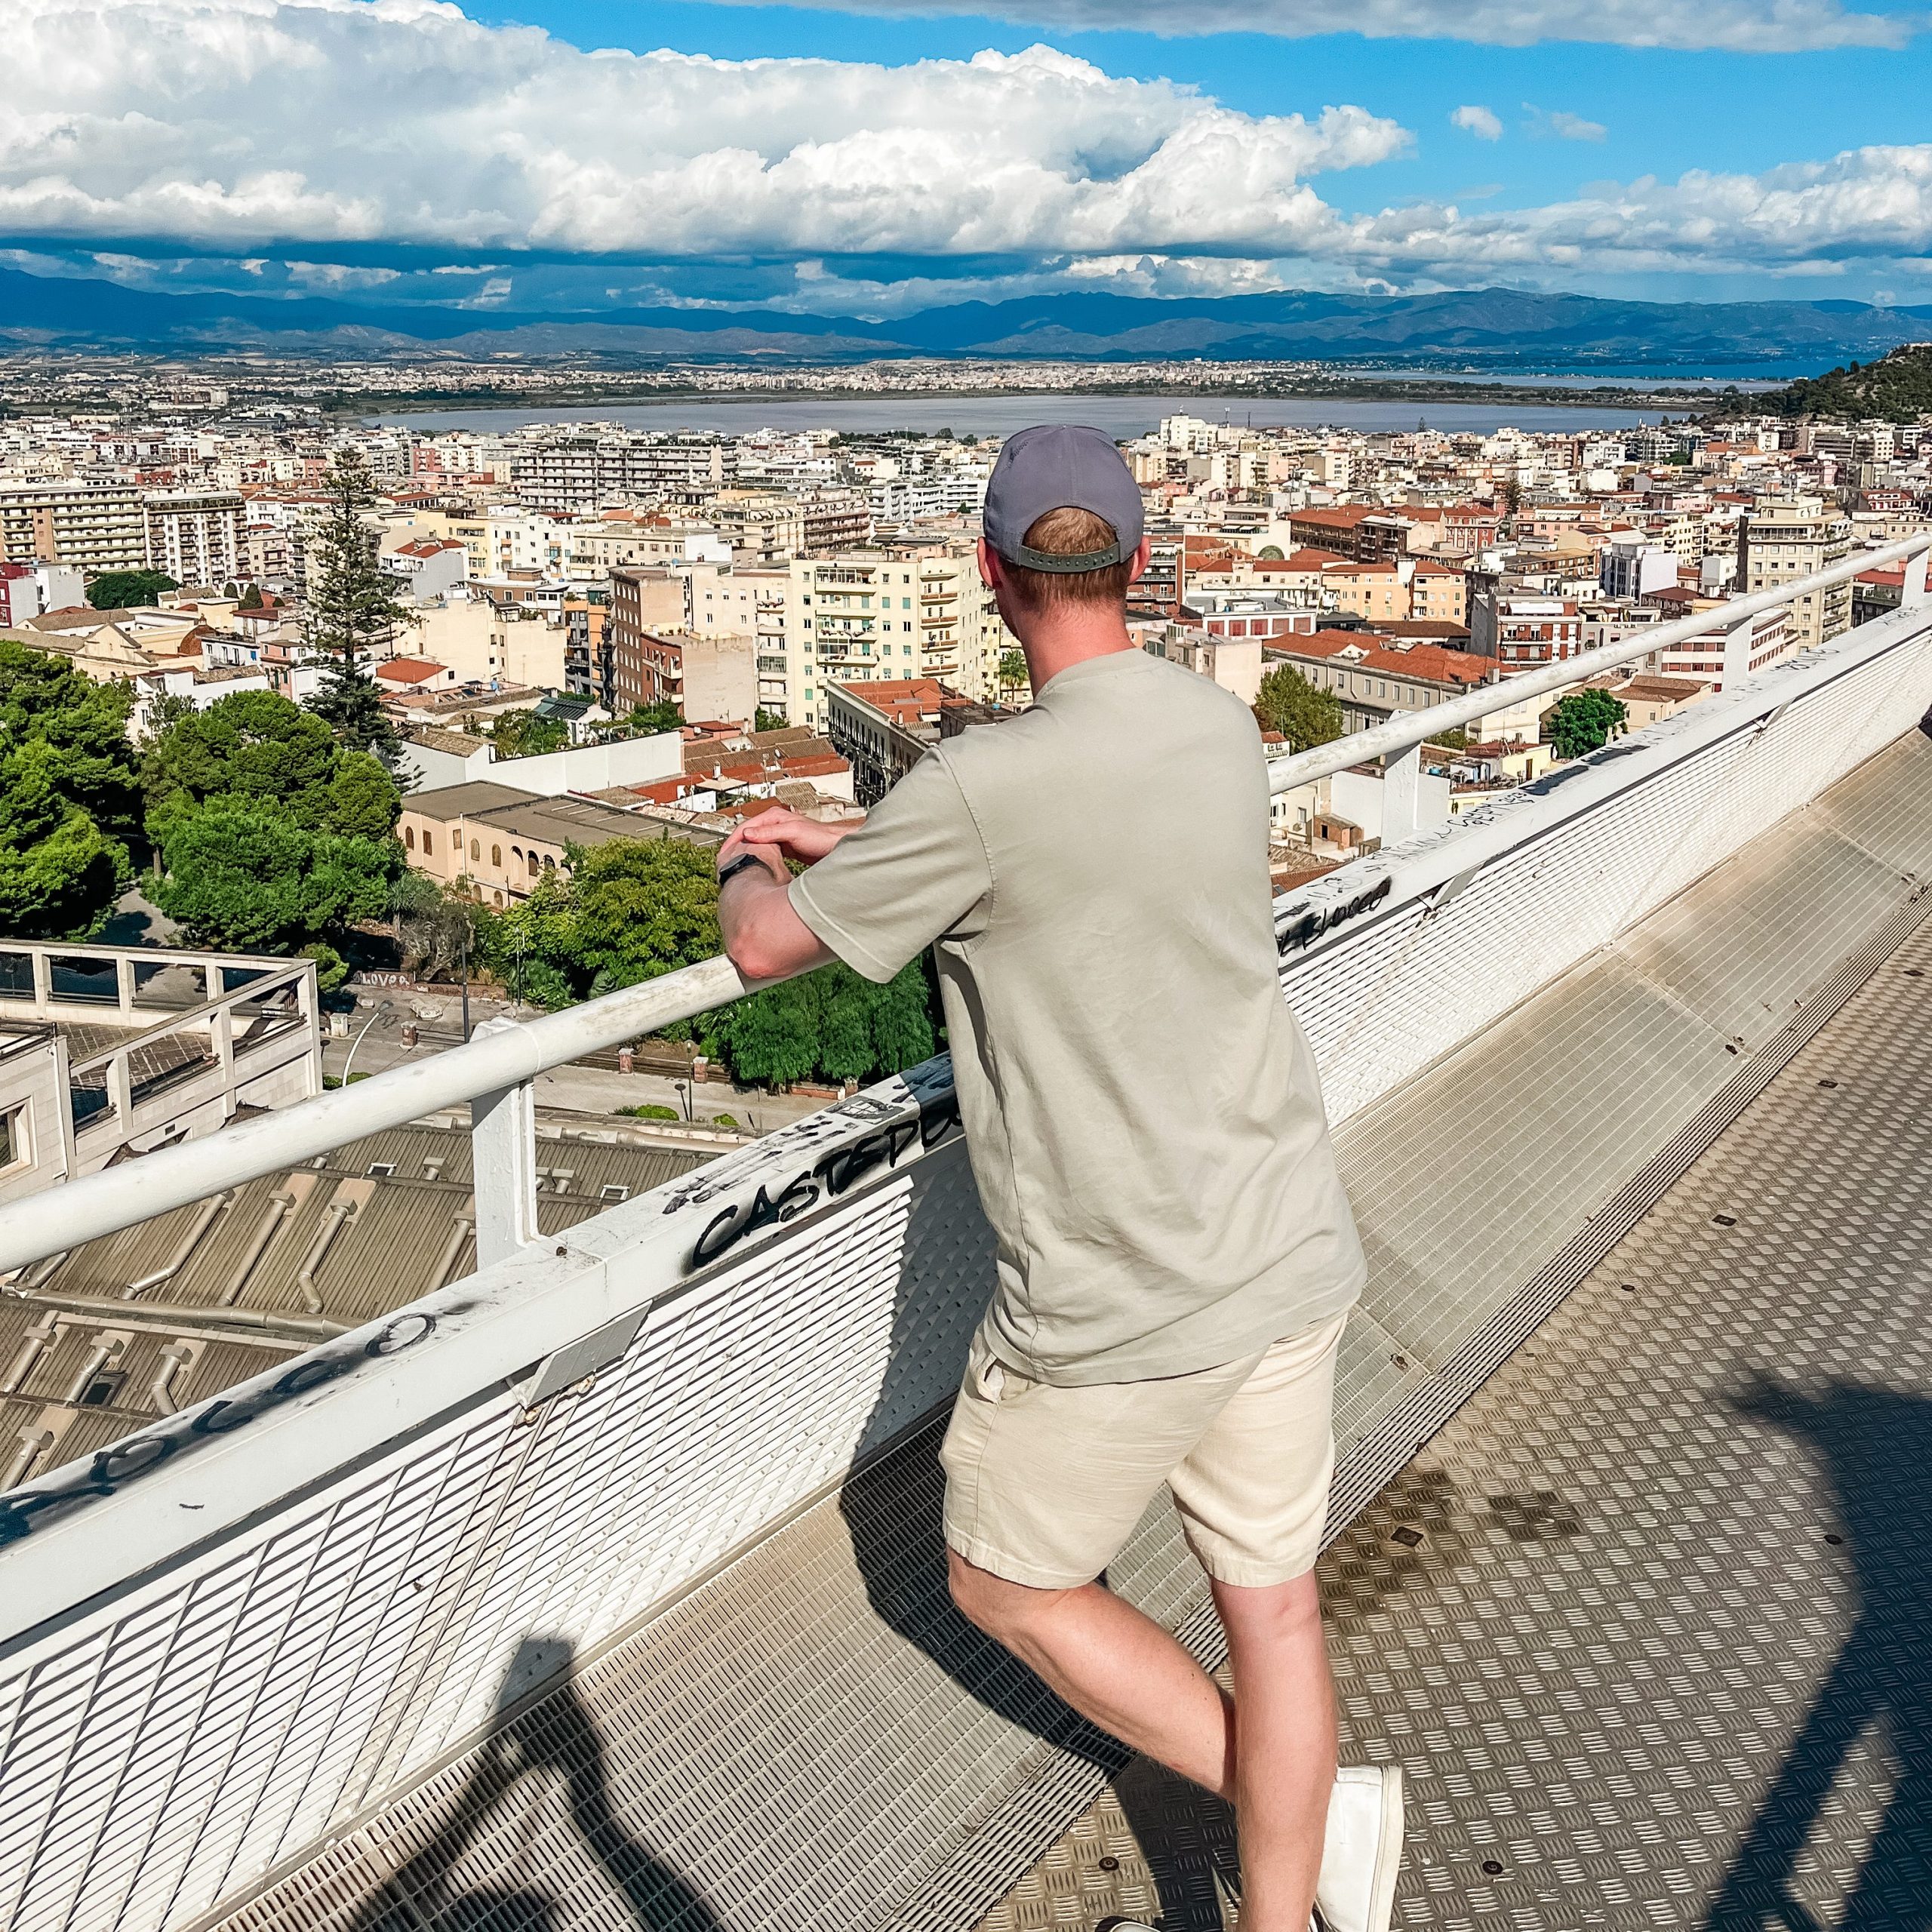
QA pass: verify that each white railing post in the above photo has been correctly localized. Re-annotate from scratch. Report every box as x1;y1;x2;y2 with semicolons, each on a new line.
1904;549;1930;610
471;1017;541;1268
1721;608;1759;689
1381;742;1423;844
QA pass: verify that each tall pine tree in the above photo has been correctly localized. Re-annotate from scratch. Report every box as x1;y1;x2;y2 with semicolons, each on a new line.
301;450;413;774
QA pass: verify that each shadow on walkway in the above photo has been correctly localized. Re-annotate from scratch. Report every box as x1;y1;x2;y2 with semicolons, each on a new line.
1704;1377;1932;1931
352;1636;721;1932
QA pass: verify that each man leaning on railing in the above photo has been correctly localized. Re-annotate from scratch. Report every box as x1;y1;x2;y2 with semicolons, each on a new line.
715;425;1403;1932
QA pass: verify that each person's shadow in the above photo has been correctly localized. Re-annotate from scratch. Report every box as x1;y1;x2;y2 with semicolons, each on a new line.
1703;1377;1932;1930
835;1121;1239;1927
350;1636;721;1932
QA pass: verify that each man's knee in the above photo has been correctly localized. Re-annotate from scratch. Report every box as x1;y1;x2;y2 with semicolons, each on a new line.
947;1545;1060;1644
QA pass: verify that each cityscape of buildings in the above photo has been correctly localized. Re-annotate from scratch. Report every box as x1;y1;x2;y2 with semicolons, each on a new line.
1;387;1922;891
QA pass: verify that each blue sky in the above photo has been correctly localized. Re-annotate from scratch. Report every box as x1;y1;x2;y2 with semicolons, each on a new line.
8;0;1932;320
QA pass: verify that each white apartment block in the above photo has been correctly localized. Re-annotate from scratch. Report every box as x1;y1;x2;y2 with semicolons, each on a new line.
0;481;146;574
778;544;1013;733
143;491;245;588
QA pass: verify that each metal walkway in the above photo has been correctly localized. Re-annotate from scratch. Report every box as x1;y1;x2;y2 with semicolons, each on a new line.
202;905;1932;1932
982;916;1932;1931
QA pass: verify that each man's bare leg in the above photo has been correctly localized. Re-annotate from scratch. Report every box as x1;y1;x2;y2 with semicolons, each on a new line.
947;1549;1235;1796
948;1550;1339;1931
1212;1571;1337;1932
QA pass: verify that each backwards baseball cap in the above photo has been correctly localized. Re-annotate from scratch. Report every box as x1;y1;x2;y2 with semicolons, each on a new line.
982;424;1146;573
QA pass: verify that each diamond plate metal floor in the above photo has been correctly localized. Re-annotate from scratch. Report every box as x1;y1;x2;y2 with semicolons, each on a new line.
978;924;1932;1932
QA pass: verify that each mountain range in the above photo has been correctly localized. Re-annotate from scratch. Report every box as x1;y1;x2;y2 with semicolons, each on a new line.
5;268;1931;370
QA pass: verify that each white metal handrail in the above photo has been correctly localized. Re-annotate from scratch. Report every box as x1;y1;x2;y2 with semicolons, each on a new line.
1264;528;1930;795
0;532;1924;1281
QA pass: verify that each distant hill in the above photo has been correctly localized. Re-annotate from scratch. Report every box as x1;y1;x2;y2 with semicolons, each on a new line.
5;266;1932;371
1764;342;1932;420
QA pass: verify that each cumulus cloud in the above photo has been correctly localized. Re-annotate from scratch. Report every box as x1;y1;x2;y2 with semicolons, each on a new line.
2;0;1406;257
1527;105;1609;141
696;0;1918;51
1451;105;1504;140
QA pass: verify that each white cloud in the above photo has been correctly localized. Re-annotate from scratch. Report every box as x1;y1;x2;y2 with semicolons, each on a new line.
696;0;1916;52
1527;105;1609;141
1451;105;1504;140
2;0;1406;257
8;0;1932;300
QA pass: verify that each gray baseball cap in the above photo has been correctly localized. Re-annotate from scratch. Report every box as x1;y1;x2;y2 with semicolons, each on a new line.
982;424;1146;572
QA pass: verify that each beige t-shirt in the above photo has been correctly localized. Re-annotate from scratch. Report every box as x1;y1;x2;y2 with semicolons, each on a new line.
790;647;1364;1386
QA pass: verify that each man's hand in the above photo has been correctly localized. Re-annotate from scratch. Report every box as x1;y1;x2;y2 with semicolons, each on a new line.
715;812;837;985
719;805;855;872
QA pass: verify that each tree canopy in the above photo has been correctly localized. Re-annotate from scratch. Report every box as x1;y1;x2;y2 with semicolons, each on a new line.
300;449;412;771
141;690;401;843
86;568;177;612
1764;345;1932;423
1253;664;1345;753
141;689;404;974
1546;689;1628;759
149;798;396;964
597;700;684;740
475;832;939;1088
0;640;140;938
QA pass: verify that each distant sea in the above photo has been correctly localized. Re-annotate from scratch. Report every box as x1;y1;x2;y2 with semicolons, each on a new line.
372;391;1675;440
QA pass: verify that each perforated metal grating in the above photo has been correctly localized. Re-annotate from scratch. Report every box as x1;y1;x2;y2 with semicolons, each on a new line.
984;901;1932;1932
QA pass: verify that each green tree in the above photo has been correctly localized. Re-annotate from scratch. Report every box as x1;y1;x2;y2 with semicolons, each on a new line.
817;969;878;1084
488;709;571;758
996;648;1030;702
140;690;399;841
1546;690;1628;759
718;977;821;1090
300;449;413;771
391;870;482;983
86;568;178;611
755;708;789;734
869;961;936;1074
237;583;265;611
0;640;140;938
597;700;684;740
149;798;396;955
1253;665;1344;753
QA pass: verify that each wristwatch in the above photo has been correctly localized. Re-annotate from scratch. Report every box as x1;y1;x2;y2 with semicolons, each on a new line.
716;850;771;890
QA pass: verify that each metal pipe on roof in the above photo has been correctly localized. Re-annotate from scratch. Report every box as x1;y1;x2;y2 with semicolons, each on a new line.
294;1195;357;1315
8;1291;347;1343
124;1191;232;1300
221;1189;297;1306
427;1212;474;1296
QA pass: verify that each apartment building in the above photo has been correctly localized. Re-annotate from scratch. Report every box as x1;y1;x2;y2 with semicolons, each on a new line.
778;543;1010;733
0;481;146;573
1737;496;1853;650
143;491;245;587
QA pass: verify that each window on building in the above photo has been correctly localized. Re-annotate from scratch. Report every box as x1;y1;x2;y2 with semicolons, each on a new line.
423;832;433;857
405;826;416;850
491;844;502;867
79;1369;127;1409
530;852;542;875
471;838;480;861
0;1103;25;1173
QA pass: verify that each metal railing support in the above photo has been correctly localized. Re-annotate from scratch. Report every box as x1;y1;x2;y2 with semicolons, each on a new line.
472;1026;541;1268
1380;743;1423;844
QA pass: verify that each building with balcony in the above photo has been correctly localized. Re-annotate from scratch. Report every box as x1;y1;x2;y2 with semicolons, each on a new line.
142;491;245;588
0;481;146;573
1739;495;1854;649
0;943;319;1208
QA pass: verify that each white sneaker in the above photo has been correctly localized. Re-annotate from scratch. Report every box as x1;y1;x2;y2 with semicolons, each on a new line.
1315;1764;1404;1932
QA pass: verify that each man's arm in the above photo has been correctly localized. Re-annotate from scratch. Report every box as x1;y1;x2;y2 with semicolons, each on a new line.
715;809;844;984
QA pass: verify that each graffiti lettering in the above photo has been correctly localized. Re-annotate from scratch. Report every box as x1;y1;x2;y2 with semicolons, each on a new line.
1275;875;1393;956
685;1086;962;1273
0;1309;438;1544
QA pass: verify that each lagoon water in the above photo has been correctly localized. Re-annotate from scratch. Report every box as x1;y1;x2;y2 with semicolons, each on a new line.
375;390;1668;440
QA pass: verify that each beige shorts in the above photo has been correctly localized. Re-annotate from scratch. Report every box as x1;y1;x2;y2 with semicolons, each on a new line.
940;1311;1347;1591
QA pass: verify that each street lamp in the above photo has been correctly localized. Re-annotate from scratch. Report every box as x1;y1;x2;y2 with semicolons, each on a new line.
672;1078;691;1123
339;999;393;1087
